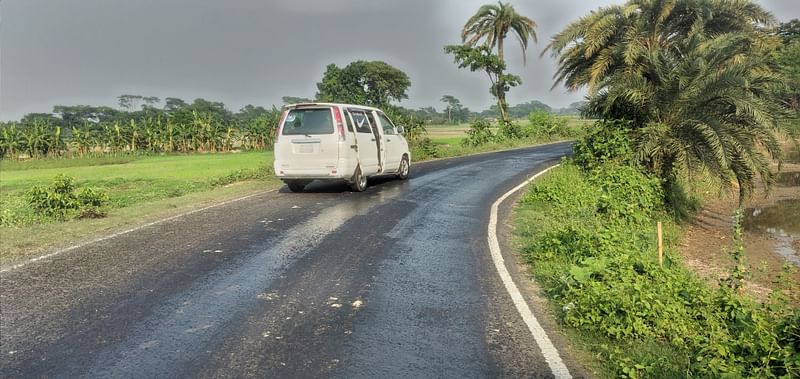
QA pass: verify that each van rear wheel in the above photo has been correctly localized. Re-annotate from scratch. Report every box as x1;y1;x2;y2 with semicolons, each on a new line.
285;180;308;193
349;167;368;192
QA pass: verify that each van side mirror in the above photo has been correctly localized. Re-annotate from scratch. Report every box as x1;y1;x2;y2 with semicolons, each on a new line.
397;125;405;135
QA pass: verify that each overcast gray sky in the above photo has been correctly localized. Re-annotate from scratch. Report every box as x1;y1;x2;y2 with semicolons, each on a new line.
1;0;798;121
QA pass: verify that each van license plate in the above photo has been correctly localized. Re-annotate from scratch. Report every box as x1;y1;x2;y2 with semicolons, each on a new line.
299;144;314;153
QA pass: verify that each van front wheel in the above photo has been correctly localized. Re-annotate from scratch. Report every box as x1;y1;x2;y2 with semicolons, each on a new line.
396;156;410;180
350;167;368;192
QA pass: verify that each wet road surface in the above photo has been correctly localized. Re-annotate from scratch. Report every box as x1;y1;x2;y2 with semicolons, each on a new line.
1;142;578;378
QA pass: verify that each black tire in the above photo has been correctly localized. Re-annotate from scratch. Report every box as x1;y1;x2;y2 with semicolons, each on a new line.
285;180;307;193
396;156;410;180
349;167;368;192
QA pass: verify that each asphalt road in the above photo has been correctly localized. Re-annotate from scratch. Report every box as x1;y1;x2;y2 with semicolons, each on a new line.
0;142;581;378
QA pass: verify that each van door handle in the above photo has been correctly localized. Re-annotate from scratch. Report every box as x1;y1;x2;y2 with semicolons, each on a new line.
385;139;391;142
371;138;376;141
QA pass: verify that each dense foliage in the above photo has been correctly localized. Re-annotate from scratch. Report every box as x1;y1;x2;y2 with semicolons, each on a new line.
315;60;411;107
546;0;792;205
519;159;799;378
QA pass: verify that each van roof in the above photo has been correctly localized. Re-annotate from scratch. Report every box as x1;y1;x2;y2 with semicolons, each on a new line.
286;102;382;112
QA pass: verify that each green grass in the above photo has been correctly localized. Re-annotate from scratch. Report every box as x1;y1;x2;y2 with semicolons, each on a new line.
0;151;280;259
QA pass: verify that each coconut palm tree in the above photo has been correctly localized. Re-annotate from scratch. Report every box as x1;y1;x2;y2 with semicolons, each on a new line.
461;1;537;65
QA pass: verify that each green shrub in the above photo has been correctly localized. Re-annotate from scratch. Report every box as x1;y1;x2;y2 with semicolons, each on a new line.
572;119;633;170
498;120;524;139
517;162;800;378
26;174;109;219
526;110;576;139
462;119;496;147
588;164;664;224
411;137;440;159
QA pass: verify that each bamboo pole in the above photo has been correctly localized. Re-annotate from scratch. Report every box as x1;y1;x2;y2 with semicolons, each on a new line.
657;221;663;267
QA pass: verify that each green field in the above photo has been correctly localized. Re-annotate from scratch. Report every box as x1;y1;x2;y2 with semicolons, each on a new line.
0;152;281;258
0;152;276;211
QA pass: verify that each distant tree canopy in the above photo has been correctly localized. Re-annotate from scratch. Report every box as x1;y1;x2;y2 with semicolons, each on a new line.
315;61;411;107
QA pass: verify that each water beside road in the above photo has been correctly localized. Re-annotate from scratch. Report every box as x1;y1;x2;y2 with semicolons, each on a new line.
744;198;800;266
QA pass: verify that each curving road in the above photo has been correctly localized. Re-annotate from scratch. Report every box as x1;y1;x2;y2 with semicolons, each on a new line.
0;142;581;378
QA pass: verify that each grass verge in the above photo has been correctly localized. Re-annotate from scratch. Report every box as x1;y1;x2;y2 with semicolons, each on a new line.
0;151;280;261
512;162;799;378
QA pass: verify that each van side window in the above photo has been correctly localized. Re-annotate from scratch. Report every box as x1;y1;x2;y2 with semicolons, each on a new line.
344;110;354;132
378;113;396;135
366;113;379;136
350;111;372;134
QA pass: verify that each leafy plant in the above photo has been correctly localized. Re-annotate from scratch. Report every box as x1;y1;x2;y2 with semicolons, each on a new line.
572;120;633;170
462;118;496;147
525;110;580;139
26;174;109;219
517;162;800;378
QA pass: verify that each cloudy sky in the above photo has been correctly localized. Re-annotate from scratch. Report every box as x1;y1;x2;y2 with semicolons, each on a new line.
1;0;798;121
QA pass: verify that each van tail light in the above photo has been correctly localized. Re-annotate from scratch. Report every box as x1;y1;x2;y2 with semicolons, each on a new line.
275;108;288;143
332;106;345;142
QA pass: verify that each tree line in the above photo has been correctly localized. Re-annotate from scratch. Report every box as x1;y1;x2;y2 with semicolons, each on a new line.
0;97;281;159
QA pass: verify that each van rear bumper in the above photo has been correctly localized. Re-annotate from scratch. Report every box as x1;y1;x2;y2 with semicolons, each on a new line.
273;161;356;181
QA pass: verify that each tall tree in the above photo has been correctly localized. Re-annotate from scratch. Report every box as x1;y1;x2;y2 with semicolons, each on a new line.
546;0;787;204
461;1;537;65
445;45;520;123
118;95;144;111
440;95;462;124
164;97;188;112
545;0;773;94
315;61;411;107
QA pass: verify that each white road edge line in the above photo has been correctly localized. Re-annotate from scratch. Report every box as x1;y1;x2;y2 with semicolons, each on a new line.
0;189;275;274
488;163;571;379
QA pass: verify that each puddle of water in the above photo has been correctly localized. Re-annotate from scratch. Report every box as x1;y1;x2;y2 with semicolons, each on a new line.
743;199;800;266
776;172;800;187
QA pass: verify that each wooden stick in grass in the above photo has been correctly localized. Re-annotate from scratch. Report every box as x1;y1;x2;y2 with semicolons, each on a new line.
657;221;663;267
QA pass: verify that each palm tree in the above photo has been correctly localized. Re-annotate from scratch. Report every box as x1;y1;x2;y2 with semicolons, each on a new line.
461;1;537;65
545;0;773;94
546;0;787;204
621;32;785;204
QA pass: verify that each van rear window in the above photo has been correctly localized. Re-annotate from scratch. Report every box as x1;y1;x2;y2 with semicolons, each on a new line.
282;108;333;135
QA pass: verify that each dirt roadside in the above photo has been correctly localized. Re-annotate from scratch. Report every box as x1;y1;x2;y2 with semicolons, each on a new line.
680;157;800;303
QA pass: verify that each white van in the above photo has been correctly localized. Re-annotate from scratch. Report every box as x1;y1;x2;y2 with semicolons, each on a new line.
273;103;411;192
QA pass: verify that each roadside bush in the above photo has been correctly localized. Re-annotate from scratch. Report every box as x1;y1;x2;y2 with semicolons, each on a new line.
588;164;663;224
517;162;800;378
462;119;496;147
410;137;440;160
26;174;109;219
572;119;633;170
498;120;524;140
526;110;576;139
